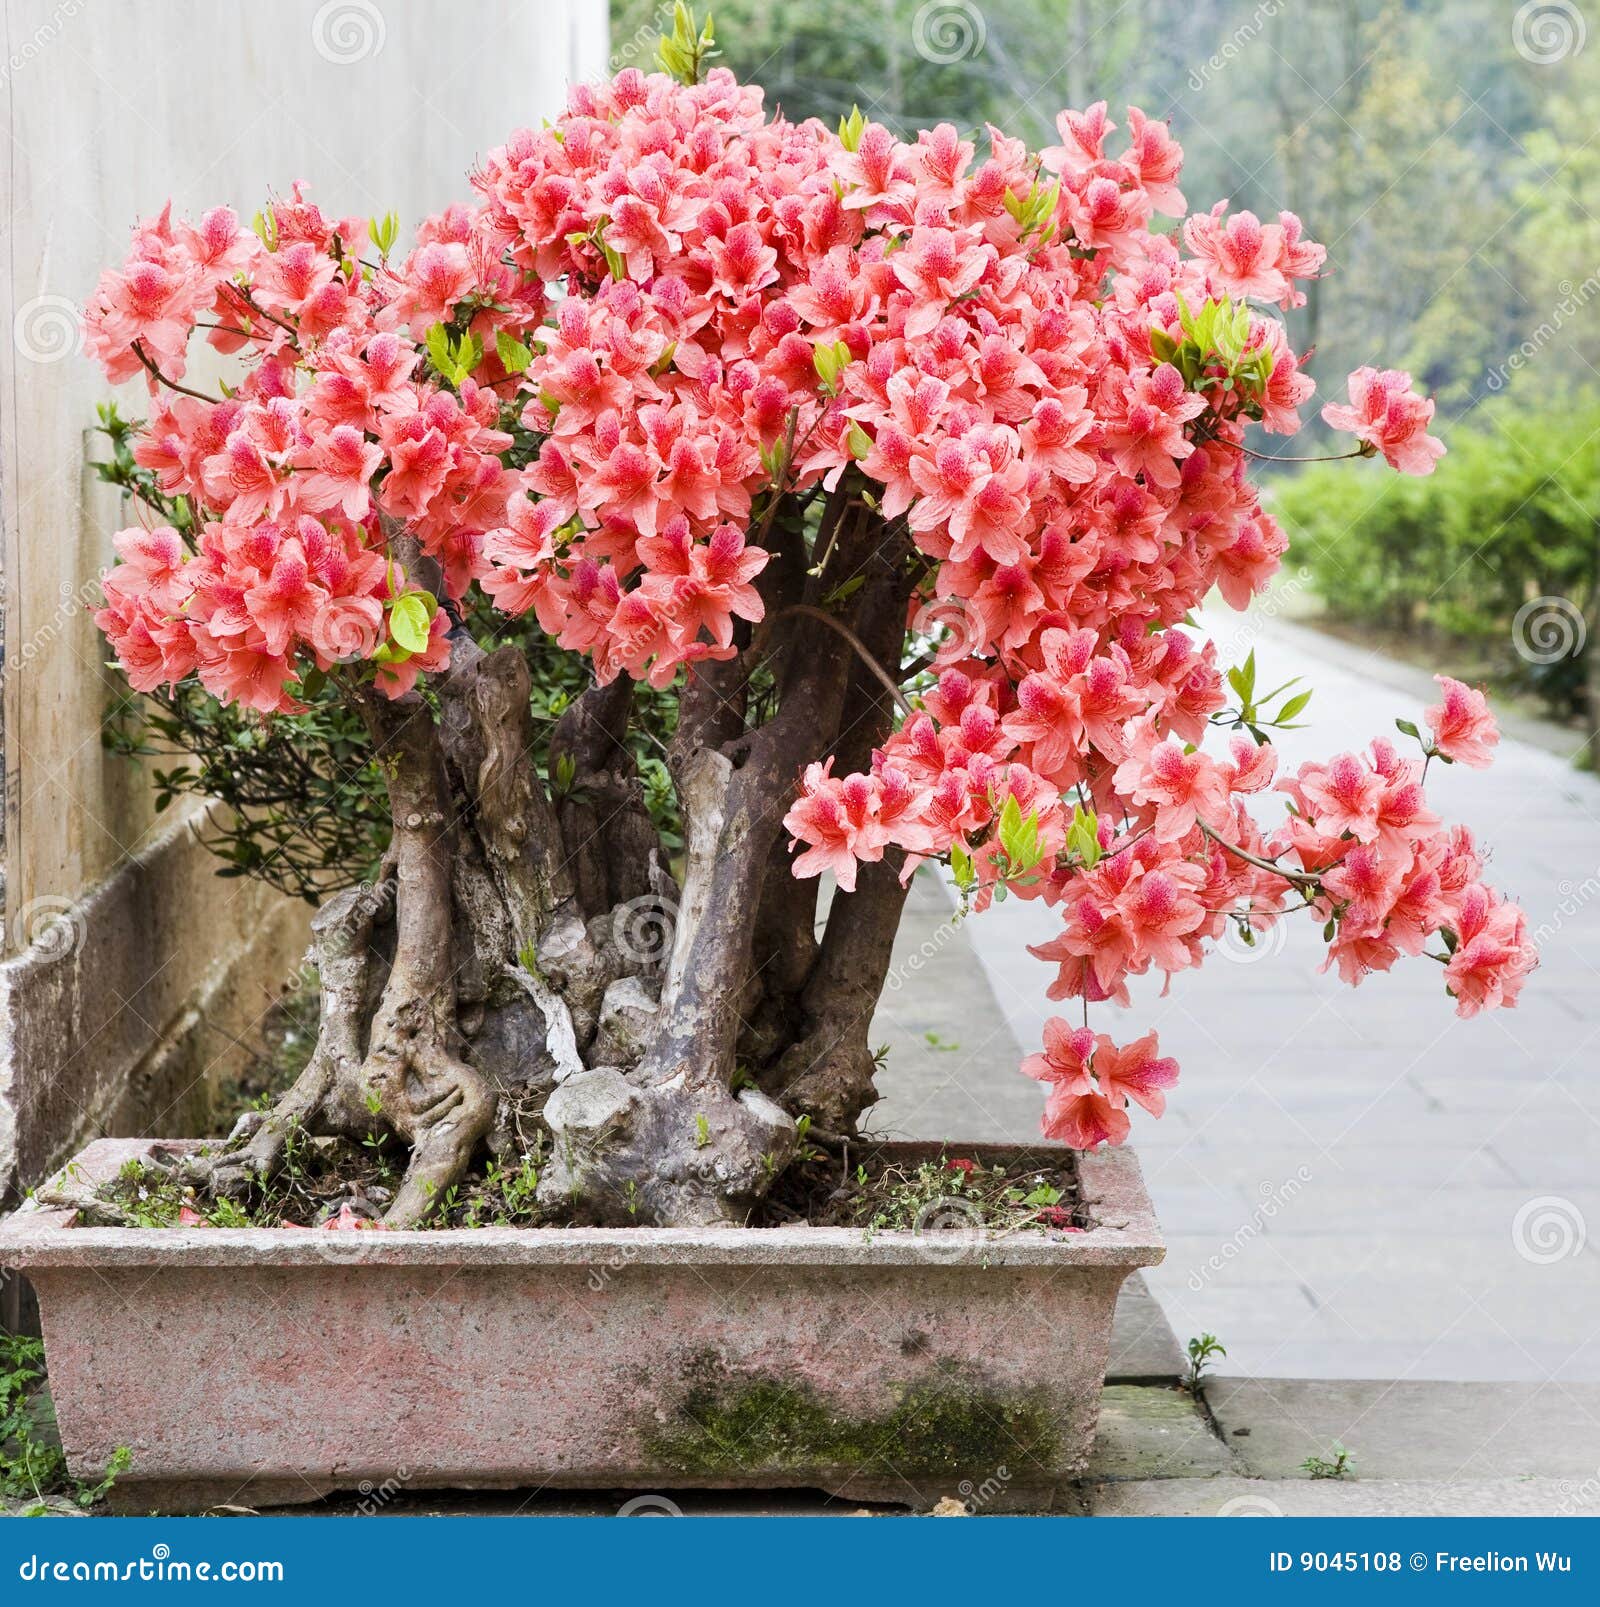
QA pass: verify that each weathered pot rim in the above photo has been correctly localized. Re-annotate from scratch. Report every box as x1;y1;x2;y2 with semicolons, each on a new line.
0;1136;1164;1270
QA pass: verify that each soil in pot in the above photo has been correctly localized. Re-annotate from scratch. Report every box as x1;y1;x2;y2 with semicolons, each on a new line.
70;1132;1084;1238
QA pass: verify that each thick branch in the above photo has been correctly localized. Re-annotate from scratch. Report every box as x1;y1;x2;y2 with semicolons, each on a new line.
438;636;571;952
550;676;665;917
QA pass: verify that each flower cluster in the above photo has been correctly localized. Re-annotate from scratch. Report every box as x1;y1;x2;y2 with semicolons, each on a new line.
85;53;1531;1150
85;189;539;711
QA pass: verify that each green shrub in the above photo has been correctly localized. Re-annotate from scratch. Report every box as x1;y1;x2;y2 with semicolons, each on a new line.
1278;390;1598;720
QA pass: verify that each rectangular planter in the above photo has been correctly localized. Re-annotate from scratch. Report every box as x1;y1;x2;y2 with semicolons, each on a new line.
0;1136;1162;1513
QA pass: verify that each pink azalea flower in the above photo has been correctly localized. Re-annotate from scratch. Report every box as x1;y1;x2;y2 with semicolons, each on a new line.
1042;1085;1130;1150
1444;885;1537;1017
1322;367;1444;475
1093;1030;1180;1117
1425;676;1499;769
1182;204;1289;302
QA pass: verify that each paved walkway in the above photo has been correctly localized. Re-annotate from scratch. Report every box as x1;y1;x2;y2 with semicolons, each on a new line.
868;615;1600;1385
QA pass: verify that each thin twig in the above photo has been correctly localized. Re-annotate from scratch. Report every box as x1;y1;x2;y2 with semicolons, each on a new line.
1199;821;1324;891
773;603;914;716
1210;436;1369;466
132;343;220;404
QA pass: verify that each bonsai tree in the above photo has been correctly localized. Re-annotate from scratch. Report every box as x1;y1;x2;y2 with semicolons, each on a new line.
83;10;1534;1229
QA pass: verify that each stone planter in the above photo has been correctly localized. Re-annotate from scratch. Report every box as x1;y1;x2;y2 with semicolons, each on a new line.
0;1136;1162;1513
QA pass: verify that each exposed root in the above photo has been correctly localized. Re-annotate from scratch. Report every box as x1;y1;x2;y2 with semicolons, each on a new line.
181;874;390;1201
360;994;495;1227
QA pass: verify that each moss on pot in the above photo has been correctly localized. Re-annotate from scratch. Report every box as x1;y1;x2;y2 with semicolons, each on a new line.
643;1350;1060;1478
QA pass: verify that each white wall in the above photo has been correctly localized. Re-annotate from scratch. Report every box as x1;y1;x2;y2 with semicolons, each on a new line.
0;0;612;1209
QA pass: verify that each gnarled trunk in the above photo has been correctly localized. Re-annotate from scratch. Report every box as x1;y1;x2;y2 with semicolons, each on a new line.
193;498;919;1227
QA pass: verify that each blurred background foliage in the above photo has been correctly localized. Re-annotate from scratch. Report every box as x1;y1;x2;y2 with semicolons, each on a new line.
615;0;1600;732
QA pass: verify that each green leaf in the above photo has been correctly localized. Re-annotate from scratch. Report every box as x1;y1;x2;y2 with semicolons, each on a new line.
997;794;1024;858
1149;327;1179;364
495;329;533;375
656;2;718;84
598;232;627;282
389;592;434;655
949;840;976;890
425;322;453;376
1277;689;1313;722
812;339;850;394
367;212;399;257
846;421;872;460
1395;717;1421;739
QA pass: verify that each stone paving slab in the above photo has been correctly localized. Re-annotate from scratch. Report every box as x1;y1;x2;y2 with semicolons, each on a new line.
1086;1384;1239;1481
1205;1377;1600;1482
1107;1273;1185;1382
